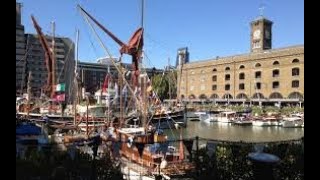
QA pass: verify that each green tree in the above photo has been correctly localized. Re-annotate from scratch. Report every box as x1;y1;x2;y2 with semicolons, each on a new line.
151;74;168;100
151;70;178;100
166;70;177;99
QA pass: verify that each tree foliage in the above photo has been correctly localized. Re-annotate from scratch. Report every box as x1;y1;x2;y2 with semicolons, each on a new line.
16;145;123;180
151;70;177;100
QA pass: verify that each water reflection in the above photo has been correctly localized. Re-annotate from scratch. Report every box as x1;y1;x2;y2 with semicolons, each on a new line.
165;121;304;142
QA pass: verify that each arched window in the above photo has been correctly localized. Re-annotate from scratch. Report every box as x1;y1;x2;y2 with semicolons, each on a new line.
239;65;245;69
288;92;303;99
273;61;280;65
269;92;283;99
189;94;196;99
199;94;207;99
225;67;230;71
222;94;233;99
292;59;299;63
255;63;261;67
212;68;217;72
236;93;248;99
252;93;265;99
210;94;219;99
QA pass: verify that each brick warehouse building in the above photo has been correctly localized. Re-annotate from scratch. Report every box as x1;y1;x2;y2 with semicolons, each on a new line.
177;16;303;107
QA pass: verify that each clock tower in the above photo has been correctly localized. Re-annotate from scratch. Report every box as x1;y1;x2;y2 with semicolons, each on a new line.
250;16;273;52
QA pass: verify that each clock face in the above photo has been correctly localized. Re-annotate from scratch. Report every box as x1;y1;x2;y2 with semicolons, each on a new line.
253;29;261;39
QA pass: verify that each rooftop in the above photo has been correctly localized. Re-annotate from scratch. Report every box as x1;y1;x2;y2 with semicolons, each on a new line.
187;44;304;65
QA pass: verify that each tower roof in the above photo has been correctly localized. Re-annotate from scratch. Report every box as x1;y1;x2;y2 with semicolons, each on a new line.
251;16;273;24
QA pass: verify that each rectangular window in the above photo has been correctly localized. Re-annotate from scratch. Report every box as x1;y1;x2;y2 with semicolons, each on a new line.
272;81;279;89
255;71;261;78
225;74;230;81
225;84;230;91
212;75;217;82
255;82;261;90
292;80;299;88
239;83;245;90
212;85;217;90
273;70;280;77
292;68;300;76
239;73;245;80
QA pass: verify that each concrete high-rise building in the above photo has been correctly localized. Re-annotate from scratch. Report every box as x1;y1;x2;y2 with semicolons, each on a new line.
16;2;75;101
16;2;26;96
24;34;75;100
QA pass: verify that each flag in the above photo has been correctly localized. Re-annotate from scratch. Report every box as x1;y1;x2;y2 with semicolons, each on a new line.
56;83;65;92
55;93;65;102
102;74;110;93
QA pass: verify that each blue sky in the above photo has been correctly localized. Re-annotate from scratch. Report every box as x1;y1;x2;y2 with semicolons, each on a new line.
19;0;304;69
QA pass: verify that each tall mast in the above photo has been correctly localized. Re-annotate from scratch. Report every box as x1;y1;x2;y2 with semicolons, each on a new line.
31;15;54;98
78;4;145;127
141;0;144;28
140;0;147;131
74;29;79;126
119;63;123;127
27;71;32;117
168;58;171;100
139;0;145;73
75;30;79;79
51;21;56;98
107;64;110;125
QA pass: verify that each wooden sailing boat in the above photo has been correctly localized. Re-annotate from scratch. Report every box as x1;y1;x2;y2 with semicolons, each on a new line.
16;16;75;122
78;2;194;178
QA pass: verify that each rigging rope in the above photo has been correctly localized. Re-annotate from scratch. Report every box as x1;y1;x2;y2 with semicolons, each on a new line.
78;6;143;111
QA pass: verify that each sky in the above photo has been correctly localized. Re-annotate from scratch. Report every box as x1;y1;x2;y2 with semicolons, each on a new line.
18;0;304;69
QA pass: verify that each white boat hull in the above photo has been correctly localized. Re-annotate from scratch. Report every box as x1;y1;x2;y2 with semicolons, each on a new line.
281;117;303;128
217;117;233;123
122;166;155;180
252;121;270;126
